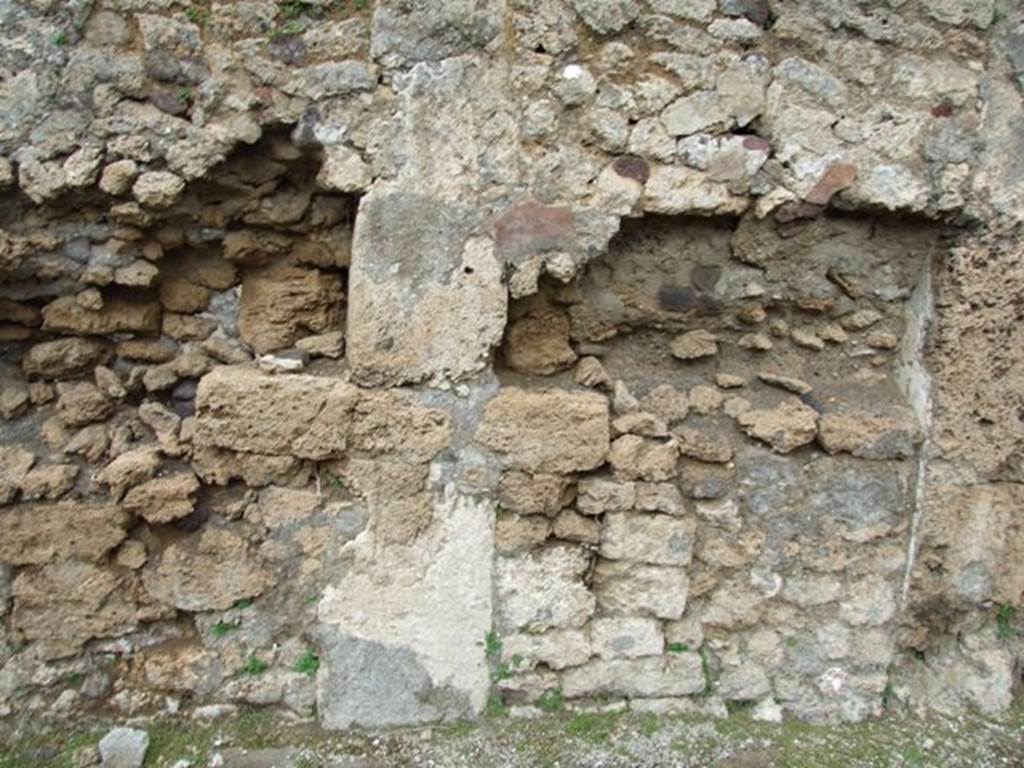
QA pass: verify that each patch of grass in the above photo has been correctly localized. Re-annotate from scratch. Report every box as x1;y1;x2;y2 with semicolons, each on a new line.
535;687;565;713
996;604;1016;641
698;644;713;696
565;710;623;744
485;693;508;718
494;503;511;520
210;619;239;638
142;720;216;767
242;656;270;676
665;642;690;653
725;699;758;716
484;630;502;659
294;650;320;677
184;7;207;25
53;31;68;46
637;712;661;737
233;598;254;610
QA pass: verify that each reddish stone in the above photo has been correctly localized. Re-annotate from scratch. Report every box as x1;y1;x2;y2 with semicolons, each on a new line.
741;136;772;153
612;156;651;184
804;163;857;206
494;200;574;256
931;102;954;118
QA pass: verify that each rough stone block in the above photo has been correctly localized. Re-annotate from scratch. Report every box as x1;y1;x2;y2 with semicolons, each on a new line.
347;189;507;386
591;617;664;659
495;544;595;633
561;654;705;698
601;513;695;566
477;387;609;473
594;560;688;619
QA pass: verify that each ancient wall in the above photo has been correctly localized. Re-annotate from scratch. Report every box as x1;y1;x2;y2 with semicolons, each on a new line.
0;0;1023;729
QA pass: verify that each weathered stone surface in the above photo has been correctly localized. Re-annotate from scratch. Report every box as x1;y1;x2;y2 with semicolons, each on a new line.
502;629;591;671
574;356;612;389
817;411;920;460
196;367;450;463
552;509;601;544
670;329;718;360
0;446;34;505
477;388;609;473
601;512;696;566
577;477;635;515
98;727;149;768
498;471;575;516
912;483;1024;607
56;381;112;426
737;400;819;453
608;435;678;481
41;294;161;335
495;544;595;633
94;447;163;500
640;385;689;424
238;262;343;354
0;503;128;565
642;166;749;215
18;463;78;501
594;560;688;619
371;0;505;63
496;513;551;554
635;482;685;515
21;338;110;379
317;145;372;192
318;488;493;729
675;428;733;462
562;654;705;698
591;617;664;659
123;472;200;524
143;528;272;611
570;0;640;34
12;561;150;659
347;190;507;386
503;307;577;375
132;171;185;208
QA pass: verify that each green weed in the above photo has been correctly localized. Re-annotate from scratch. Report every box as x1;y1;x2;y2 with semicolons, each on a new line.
294;651;320;677
242;656;269;676
535;687;565;713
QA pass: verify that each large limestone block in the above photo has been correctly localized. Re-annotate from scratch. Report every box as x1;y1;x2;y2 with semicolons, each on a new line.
0;502;129;565
476;387;609;473
195;367;451;462
317;486;494;728
561;654;705;698
495;544;596;633
195;367;340;456
347;190;507;386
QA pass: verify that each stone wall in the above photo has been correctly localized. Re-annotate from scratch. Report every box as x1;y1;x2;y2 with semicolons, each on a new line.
0;0;1022;728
